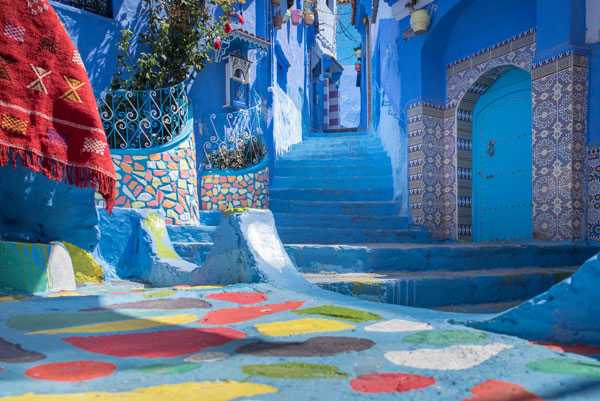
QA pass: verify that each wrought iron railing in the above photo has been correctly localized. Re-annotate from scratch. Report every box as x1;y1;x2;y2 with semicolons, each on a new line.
201;93;267;170
53;0;112;18
97;82;190;150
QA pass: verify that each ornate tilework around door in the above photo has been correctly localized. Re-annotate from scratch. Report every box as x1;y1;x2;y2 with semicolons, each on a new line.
587;147;600;241
407;28;589;242
531;52;588;241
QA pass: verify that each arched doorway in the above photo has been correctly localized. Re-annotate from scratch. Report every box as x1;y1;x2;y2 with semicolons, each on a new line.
472;68;532;241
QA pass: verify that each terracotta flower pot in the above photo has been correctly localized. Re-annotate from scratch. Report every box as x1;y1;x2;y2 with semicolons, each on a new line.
271;0;280;7
303;11;314;26
410;9;430;34
355;63;361;72
290;9;303;26
273;14;283;30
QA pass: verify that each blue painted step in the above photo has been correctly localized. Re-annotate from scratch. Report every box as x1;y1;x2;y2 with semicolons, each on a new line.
304;267;578;308
172;242;213;265
277;227;432;244
286;243;600;273
275;157;390;167
273;213;409;230
270;188;393;202
275;164;393;177
308;131;369;137
269;200;400;215
280;151;390;160
167;225;216;243
271;175;394;189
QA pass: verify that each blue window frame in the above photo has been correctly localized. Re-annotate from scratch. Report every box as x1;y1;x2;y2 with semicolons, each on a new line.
53;0;112;18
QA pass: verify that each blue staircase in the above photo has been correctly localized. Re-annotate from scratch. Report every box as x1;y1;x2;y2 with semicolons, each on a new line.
270;134;431;245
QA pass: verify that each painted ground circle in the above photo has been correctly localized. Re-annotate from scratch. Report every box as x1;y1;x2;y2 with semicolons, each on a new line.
350;373;435;393
25;361;116;382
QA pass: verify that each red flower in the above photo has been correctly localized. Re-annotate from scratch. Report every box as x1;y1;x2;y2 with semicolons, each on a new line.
224;23;232;33
214;39;221;49
238;14;245;24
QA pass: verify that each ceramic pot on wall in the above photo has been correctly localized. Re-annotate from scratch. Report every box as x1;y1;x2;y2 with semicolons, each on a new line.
410;9;430;34
355;63;361;72
273;14;283;29
290;9;303;25
271;0;280;7
303;11;314;26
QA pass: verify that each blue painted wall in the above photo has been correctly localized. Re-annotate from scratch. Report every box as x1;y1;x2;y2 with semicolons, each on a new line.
336;3;361;128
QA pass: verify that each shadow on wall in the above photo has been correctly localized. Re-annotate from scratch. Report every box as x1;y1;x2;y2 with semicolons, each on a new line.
0;163;99;251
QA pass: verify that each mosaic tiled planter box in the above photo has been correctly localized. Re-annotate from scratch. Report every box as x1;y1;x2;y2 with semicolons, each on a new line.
95;118;200;225
200;157;269;210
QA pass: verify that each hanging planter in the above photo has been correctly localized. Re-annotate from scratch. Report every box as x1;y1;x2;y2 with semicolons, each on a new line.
273;14;283;29
303;11;314;26
354;63;361;72
409;9;430;34
290;9;303;26
271;0;280;7
283;9;291;23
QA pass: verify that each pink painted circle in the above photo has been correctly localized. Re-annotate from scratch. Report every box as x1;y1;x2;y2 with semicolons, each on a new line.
25;361;116;382
350;373;435;393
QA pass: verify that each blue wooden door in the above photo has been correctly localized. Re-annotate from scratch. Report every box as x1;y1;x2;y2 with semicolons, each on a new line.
473;69;532;241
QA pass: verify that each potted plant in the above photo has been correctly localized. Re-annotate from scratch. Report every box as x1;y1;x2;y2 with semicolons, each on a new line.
355;63;361;72
283;9;291;23
303;0;315;26
290;9;303;26
405;0;430;34
273;11;284;29
271;0;280;7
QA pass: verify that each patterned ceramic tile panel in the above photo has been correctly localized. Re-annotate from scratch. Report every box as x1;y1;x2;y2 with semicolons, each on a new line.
95;136;200;226
587;147;600;241
200;166;269;211
531;52;588;241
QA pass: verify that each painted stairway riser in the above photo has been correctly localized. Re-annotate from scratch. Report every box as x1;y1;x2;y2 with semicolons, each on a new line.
285;144;385;154
270;188;393;202
269;200;401;215
275;157;391;167
166;225;216;243
280;151;390;160
277;227;433;245
310;271;575;308
286;244;600;273
271;176;394;189
273;213;409;230
307;131;370;137
274;165;393;177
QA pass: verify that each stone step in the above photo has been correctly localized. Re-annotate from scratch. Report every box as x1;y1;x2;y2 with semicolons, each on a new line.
277;227;432;245
280;150;389;160
196;211;222;226
270;188;393;202
286;243;600;274
273;213;409;230
286;144;384;154
166;225;216;243
172;242;213;266
303;267;579;308
276;157;390;167
275;164;393;177
307;132;369;138
271;175;394;189
269;199;401;215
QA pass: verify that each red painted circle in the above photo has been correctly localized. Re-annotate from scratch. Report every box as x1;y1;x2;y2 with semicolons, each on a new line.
205;292;267;305
463;379;547;401
62;327;247;358
25;361;116;382
350;373;435;393
199;301;305;325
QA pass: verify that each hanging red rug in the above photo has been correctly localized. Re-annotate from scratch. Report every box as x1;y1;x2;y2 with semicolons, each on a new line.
0;0;115;211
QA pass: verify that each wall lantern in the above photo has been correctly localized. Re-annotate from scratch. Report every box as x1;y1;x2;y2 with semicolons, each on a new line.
354;46;362;60
225;51;252;108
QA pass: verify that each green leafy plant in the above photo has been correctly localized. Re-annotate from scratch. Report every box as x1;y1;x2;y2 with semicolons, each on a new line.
111;0;243;90
303;0;316;14
207;138;267;170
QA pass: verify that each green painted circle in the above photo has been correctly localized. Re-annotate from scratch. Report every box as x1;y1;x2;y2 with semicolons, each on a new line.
526;358;600;379
402;330;490;346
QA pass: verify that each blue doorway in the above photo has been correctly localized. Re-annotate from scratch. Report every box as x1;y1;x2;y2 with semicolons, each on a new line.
472;68;532;241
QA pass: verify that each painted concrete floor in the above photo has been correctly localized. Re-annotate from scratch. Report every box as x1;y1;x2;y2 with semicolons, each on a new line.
1;281;600;400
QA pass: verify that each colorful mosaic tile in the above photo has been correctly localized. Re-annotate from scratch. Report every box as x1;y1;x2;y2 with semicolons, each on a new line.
587;147;600;241
200;166;269;211
95;136;200;225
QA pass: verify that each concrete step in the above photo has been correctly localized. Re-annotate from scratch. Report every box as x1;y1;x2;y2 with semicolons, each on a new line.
172;242;213;265
303;267;579;308
276;157;390;168
271;175;394;189
285;144;384;154
280;151;390;160
273;213;409;230
166;225;216;243
275;164;393;177
269;200;401;215
270;188;393;202
308;132;369;138
286;243;600;274
277;227;432;245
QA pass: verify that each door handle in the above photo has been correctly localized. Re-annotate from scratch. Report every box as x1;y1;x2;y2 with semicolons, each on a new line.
487;140;496;157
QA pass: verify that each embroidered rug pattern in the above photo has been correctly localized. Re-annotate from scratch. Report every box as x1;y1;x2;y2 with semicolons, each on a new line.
0;0;115;210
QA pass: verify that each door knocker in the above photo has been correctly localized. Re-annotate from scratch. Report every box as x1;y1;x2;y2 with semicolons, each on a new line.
487;140;496;157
